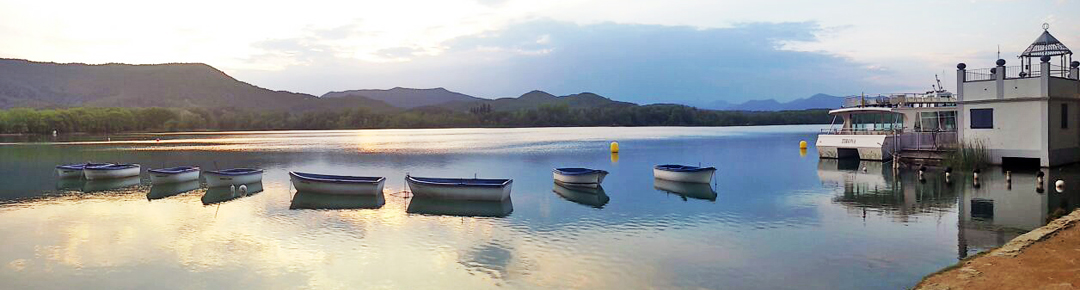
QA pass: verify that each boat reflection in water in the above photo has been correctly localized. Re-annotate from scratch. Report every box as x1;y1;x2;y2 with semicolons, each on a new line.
817;158;1080;258
147;179;201;200
290;191;385;210
202;181;264;205
81;176;142;193
55;178;86;191
552;182;610;208
407;197;514;217
652;178;717;201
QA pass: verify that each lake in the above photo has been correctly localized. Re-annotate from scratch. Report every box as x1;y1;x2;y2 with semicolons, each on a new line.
1;126;1076;289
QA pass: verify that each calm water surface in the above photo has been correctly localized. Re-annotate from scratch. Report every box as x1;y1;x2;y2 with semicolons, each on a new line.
1;126;1077;289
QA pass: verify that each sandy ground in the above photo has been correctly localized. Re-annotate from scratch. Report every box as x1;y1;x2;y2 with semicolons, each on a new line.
916;210;1080;289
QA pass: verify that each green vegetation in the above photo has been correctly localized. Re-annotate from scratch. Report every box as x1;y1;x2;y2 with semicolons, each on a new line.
942;139;991;170
0;105;831;134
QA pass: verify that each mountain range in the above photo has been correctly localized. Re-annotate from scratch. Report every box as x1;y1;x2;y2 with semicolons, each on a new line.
699;93;843;111
0;58;839;112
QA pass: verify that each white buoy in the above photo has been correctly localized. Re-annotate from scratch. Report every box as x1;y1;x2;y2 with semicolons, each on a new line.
239;184;248;196
862;166;867;172
230;184;236;195
1055;180;1065;193
1005;171;1011;183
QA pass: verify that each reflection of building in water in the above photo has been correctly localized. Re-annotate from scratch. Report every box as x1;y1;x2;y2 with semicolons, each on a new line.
819;159;959;222
946;168;1079;258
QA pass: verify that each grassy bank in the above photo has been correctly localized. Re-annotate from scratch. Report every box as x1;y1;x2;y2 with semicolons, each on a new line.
942;139;990;170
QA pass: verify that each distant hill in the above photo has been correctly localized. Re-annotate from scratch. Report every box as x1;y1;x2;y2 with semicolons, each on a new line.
321;87;483;109
430;90;636;112
0;59;396;112
703;93;842;111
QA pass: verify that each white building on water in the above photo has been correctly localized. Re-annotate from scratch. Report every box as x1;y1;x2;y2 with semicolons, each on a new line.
956;24;1080;167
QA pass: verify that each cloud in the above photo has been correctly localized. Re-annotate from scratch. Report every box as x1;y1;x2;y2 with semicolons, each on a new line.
238;20;890;103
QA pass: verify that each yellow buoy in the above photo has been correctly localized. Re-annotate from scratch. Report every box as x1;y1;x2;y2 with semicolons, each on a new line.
799;140;808;149
610;141;620;153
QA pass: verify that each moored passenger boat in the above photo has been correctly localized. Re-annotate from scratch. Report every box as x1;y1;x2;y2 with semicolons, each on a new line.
289;172;385;195
553;167;608;188
83;164;141;180
204;168;263;188
56;162;112;178
653;164;716;184
148;166;201;184
405;175;512;201
817;79;958;161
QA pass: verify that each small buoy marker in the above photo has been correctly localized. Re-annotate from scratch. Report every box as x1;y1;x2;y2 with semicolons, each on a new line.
610;141;619;153
799;140;808;149
1005;171;1011;183
1055;180;1065;192
944;167;952;180
239;184;248;196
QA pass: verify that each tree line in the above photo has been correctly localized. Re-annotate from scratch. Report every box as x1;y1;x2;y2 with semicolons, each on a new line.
0;105;831;134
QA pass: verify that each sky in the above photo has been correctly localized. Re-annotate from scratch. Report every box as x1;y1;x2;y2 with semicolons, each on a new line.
0;0;1077;105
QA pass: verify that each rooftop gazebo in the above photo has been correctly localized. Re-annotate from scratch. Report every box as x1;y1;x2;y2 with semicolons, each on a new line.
1018;23;1072;78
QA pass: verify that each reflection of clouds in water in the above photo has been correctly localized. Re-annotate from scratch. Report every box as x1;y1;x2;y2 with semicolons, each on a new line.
0;180;767;289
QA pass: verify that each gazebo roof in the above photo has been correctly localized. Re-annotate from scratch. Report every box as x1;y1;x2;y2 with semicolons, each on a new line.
1021;27;1072;57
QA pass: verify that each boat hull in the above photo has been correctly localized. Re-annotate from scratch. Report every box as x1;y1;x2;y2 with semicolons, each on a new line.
150;170;201;184
406;177;512;201
816;134;895;161
653;168;715;184
553;170;607;188
56;168;84;179
204;171;263;187
290;174;385;196
84;165;141;180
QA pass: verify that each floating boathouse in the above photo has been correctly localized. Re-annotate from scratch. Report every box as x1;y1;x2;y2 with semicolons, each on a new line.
955;24;1080;167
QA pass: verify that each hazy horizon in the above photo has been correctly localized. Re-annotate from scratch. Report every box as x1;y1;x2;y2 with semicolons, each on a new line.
1;0;1076;104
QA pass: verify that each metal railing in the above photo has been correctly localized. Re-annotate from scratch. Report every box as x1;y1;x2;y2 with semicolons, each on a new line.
819;128;902;135
896;130;957;151
965;68;994;81
966;65;1071;81
840;94;956;109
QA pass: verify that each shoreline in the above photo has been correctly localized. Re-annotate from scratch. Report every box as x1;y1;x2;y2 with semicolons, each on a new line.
915;209;1080;289
0;123;831;137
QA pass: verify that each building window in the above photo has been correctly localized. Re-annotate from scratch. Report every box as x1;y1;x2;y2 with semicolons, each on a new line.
1062;104;1069;129
970;109;993;129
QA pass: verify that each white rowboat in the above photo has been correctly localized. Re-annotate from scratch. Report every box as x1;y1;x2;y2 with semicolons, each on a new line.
56;163;112;178
204;168;263;188
148;166;201;184
653;164;716;184
406;175;512;201
552;167;608;188
290;172;385;196
83;164;141;180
